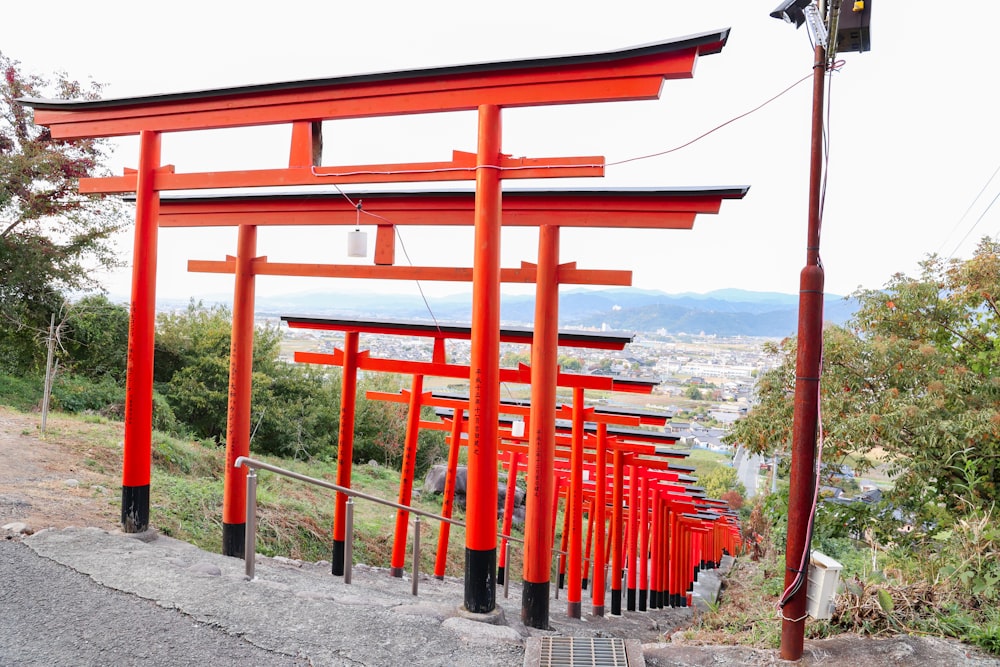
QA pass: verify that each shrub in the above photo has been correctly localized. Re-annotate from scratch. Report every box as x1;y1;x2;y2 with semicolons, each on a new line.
51;373;124;415
0;373;43;411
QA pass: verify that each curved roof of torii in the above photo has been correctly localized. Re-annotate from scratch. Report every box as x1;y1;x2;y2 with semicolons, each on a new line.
17;30;731;138
19;30;728;111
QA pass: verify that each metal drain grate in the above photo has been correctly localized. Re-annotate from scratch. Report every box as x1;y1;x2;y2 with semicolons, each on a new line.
535;636;630;667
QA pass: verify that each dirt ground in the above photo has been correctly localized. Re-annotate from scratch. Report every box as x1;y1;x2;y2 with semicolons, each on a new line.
0;407;120;532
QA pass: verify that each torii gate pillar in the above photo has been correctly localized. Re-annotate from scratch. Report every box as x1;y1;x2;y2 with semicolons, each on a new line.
121;130;161;533
521;224;560;628
222;224;258;556
465;104;502;614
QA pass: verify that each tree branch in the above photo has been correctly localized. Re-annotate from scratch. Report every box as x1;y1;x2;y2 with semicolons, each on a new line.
0;218;23;239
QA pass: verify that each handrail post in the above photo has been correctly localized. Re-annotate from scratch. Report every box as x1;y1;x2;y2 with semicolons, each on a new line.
412;516;421;596
244;469;257;580
230;457;530;598
503;540;511;599
344;498;354;585
553;551;559;600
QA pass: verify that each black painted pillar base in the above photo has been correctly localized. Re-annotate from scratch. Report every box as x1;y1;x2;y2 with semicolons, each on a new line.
390;566;404;578
463;547;496;614
627;587;637;611
581;578;588;591
331;539;345;576
638;589;648;612
567;601;581;619
222;522;245;559
592;604;604;617
521;580;551;630
611;588;622;616
121;484;150;533
557;572;565;589
497;565;505;585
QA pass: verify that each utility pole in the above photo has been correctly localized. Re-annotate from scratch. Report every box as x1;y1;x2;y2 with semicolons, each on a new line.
768;0;871;658
780;22;828;667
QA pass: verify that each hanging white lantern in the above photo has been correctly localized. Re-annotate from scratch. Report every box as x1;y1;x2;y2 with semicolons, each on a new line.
347;229;368;257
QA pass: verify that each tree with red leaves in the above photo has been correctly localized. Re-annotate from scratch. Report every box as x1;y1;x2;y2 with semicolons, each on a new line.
0;52;127;373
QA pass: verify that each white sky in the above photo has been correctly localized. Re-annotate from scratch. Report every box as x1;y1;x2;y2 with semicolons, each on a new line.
3;1;998;302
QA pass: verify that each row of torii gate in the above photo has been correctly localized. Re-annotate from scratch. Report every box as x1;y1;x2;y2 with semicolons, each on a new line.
21;28;748;628
284;315;742;618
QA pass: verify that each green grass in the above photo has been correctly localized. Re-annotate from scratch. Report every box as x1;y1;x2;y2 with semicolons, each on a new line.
684;448;736;477
680;549;785;648
0;373;43;412
147;436;473;573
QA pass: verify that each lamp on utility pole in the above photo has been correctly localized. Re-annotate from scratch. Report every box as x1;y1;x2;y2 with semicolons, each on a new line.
768;0;872;660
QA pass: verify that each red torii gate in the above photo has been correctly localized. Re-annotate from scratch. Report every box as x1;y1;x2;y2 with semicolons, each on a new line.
436;404;697;613
174;182;744;624
421;411;724;619
172;185;745;562
361;372;658;585
280;314;637;578
19;28;743;625
174;184;745;627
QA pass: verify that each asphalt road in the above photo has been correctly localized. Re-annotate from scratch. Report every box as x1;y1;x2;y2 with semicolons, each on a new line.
5;528;997;667
735;450;764;498
14;527;530;667
0;539;308;667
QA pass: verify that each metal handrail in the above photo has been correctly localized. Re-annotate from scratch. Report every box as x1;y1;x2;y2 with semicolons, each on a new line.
236;456;470;527
235;456;526;586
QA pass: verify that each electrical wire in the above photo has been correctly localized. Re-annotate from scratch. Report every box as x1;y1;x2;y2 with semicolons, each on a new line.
818;60;845;230
305;68;821;179
945;173;1000;259
606;71;816;168
935;165;1000;256
777;354;826;617
392;225;443;332
775;53;840;621
324;180;443;332
935;163;1000;257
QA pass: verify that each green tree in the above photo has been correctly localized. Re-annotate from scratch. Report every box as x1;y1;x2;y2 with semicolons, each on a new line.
685;385;703;400
500;351;530;368
700;465;745;500
154;302;237;441
729;240;1000;519
249;362;337;459
557;355;583;371
0;53;128;373
60;295;130;383
151;301;439;466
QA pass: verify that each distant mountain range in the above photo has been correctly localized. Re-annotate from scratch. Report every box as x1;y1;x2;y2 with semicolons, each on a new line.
227;287;858;338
